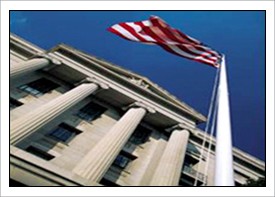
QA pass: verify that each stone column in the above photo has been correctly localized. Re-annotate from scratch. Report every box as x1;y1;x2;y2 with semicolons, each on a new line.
149;124;190;186
73;102;155;182
10;79;106;144
10;54;61;78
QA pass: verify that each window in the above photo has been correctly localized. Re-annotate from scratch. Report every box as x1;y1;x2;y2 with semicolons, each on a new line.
187;143;200;155
77;102;106;121
113;151;136;169
129;126;151;145
114;155;131;168
18;78;59;96
10;97;23;110
99;178;120;186
183;154;199;167
47;123;82;143
25;146;55;161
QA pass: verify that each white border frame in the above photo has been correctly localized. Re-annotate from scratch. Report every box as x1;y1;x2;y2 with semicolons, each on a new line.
1;1;274;196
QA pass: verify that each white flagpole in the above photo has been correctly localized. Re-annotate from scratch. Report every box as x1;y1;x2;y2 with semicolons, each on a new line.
214;55;235;186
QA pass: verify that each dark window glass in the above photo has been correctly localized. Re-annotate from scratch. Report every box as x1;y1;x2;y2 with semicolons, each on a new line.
184;154;199;167
25;146;54;161
114;155;131;168
77;102;106;121
113;151;136;169
19;78;59;96
99;178;120;186
48;123;82;143
10;97;23;110
129;126;151;145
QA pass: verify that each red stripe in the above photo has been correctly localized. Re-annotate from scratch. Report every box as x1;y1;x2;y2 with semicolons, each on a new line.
150;17;192;44
176;30;220;59
173;29;219;57
159;44;217;67
119;23;149;43
150;18;219;63
149;16;199;44
136;22;218;64
135;21;167;44
136;22;217;64
174;29;201;45
152;18;220;59
159;22;220;57
107;27;134;42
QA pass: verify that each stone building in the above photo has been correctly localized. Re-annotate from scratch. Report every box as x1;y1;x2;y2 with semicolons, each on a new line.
10;33;265;186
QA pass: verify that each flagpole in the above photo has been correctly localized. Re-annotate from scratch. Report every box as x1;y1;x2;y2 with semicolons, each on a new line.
214;55;235;186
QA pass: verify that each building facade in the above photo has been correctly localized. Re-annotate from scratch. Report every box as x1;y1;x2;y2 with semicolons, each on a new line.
10;34;265;186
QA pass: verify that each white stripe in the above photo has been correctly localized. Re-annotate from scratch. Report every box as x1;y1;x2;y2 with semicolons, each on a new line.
151;26;181;45
147;25;217;59
186;34;201;44
182;44;218;60
142;20;151;26
169;45;215;65
111;24;140;42
126;22;157;42
199;45;220;57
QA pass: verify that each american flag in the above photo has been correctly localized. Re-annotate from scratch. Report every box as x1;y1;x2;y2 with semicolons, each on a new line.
108;16;221;68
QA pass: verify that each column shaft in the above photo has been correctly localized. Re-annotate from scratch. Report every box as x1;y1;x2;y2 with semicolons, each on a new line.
73;107;146;182
149;129;190;186
10;83;99;144
10;58;50;78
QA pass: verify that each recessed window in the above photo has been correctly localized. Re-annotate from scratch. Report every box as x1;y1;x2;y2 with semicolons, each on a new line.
129;126;151;145
113;151;136;169
10;97;23;110
183;154;199;167
25;146;55;161
18;78;59;97
99;178;120;186
47;123;82;143
114;155;131;168
77;102;106;121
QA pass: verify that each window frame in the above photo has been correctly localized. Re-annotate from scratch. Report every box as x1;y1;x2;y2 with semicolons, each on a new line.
113;151;137;169
128;126;151;145
76;101;106;122
18;78;59;97
25;146;55;161
47;123;82;144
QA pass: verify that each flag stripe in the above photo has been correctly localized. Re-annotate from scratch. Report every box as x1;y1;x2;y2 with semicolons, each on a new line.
159;44;218;67
140;19;219;65
125;22;156;43
150;16;198;44
137;22;216;65
150;17;219;60
108;24;140;42
153;26;217;62
120;23;148;42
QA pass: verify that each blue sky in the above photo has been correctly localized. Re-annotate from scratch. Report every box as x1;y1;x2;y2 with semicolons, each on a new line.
10;11;265;161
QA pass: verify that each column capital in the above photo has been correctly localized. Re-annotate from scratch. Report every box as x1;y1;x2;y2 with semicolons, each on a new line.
165;123;191;133
122;101;156;114
81;77;109;90
33;53;62;65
